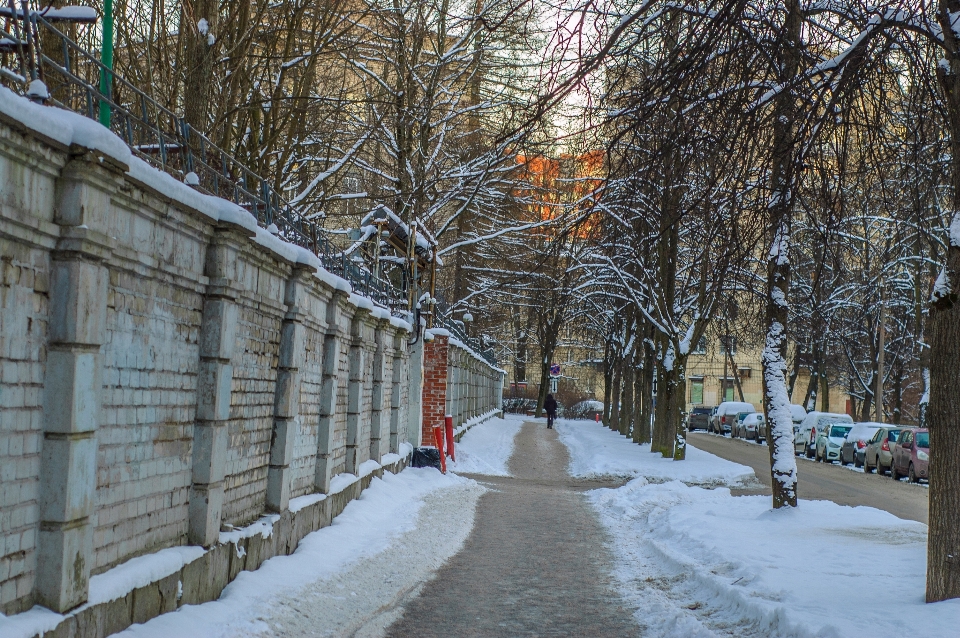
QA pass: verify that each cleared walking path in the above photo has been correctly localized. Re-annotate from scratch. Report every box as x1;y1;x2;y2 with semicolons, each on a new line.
386;421;640;637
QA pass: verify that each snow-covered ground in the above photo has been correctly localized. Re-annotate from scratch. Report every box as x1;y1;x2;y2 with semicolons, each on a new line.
447;413;524;476
555;419;755;485
0;469;482;638
561;421;960;636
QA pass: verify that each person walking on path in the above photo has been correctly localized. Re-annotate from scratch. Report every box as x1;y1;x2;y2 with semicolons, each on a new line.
545;393;558;429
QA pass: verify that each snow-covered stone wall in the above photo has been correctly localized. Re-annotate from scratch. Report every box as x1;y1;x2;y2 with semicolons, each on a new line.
0;99;413;617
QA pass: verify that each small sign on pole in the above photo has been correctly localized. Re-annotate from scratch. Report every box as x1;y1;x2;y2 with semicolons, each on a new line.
550;363;561;376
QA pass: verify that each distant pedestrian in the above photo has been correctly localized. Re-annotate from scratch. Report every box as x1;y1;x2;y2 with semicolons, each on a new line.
545;394;557;429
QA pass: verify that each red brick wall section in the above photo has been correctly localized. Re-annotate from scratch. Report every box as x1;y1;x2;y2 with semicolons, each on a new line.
422;335;449;444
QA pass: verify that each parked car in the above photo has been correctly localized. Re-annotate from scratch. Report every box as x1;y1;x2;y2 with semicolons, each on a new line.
891;428;929;483
736;413;765;441
686;406;714;431
752;405;805;444
864;426;903;475
568;400;604;420
816;422;854;463
840;422;884;467
732;410;756;439
794;412;854;458
710;401;755;435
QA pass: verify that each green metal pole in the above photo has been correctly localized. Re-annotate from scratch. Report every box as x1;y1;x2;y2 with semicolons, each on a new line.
98;0;113;127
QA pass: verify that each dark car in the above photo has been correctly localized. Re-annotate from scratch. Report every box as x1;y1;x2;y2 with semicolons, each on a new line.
686;406;714;431
891;428;929;483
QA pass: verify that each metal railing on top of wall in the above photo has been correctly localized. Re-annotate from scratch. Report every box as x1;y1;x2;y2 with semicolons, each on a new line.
4;12;405;314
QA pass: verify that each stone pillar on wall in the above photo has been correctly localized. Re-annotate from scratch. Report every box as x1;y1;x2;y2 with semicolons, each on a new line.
266;264;311;512
389;332;404;453
407;336;424;448
36;156;116;613
422;333;449;444
368;320;388;463
345;309;371;474
188;222;248;547
315;292;345;493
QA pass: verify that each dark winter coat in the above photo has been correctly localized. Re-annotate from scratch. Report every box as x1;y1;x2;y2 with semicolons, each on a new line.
544;396;558;416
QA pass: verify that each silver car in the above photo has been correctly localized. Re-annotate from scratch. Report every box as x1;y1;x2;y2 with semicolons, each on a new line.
864;426;903;475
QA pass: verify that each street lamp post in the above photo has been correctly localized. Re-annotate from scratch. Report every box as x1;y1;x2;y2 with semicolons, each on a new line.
99;0;114;127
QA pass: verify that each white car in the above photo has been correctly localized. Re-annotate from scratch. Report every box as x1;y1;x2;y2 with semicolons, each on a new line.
710;401;756;435
794;411;854;458
815;422;854;463
790;404;807;425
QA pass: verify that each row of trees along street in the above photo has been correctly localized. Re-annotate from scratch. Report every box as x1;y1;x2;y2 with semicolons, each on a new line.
43;0;960;604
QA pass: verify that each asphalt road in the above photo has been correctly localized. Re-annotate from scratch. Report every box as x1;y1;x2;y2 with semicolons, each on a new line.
688;432;929;524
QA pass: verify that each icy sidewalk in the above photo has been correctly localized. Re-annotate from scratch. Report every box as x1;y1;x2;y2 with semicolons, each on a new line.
106;469;482;638
554;419;755;485
447;413;524;476
560;420;960;636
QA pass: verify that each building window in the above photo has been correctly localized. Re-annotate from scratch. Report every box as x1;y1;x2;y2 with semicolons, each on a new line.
692;336;707;354
721;378;735;402
720;336;737;356
690;378;704;404
738;367;751;379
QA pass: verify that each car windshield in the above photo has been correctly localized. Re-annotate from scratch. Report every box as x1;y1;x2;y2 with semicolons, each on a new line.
888;430;901;442
830;426;851;438
915;432;929;448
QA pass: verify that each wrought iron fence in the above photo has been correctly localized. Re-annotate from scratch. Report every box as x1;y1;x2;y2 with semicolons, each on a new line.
432;298;498;368
2;10;406;314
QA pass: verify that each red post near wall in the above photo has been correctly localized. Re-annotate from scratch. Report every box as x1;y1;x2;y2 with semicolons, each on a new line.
422;333;449;446
445;414;455;461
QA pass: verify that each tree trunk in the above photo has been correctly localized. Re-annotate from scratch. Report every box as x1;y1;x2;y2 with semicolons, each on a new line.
819;362;830;413
620;362;634;436
609;358;622;430
926;2;960;598
636;343;654;444
632;363;646;443
602;339;613;427
182;0;219;133
860;376;874;422
762;0;801;509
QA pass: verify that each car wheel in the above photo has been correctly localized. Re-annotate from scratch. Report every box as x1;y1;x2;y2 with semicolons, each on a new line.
909;463;918;483
854;455;862;469
877;460;887;476
864;458;874;473
891;464;900;480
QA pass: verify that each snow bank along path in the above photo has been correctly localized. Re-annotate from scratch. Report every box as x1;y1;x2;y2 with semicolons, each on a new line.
591;479;960;637
555;419;755;485
447;413;524;476
556;421;960;636
113;469;483;638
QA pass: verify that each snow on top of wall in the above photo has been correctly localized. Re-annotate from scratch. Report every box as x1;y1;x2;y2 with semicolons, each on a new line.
0;88;412;317
358;459;382;478
329;473;360;495
449;335;506;374
289;492;328;514
87;546;206;606
219;513;281;545
0;85;131;161
380;452;402;466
